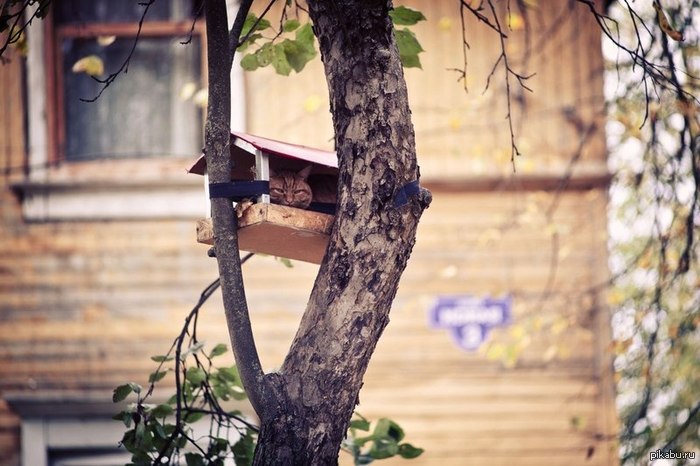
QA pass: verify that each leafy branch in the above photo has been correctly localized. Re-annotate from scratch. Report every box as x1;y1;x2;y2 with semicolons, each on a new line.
0;0;50;62
113;253;422;465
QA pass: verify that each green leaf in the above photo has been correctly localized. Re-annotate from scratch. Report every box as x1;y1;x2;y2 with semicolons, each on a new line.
218;366;240;382
272;43;294;75
395;28;424;55
237;32;262;52
151;403;174;418
284;39;316;73
399;53;422;69
185;367;206;386
283;19;301;32
150;354;173;363
134;421;151;450
209;343;228;358
113;383;135;402
154;423;168;439
350;418;371;432
232;429;256;466
148;370;168;384
240;53;259;71
180;341;205;361
398;443;424;459
212;437;230;455
183;411;205;424
373;418;405;443
241;13;271;37
121;428;137;452
295;23;316;52
395;28;424;69
185;452;205;466
112;410;133;427
369;437;399;459
230;385;248;401
256;42;274;67
212;381;232;401
389;6;426;26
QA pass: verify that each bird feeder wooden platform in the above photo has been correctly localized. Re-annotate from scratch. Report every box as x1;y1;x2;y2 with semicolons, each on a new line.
188;132;338;264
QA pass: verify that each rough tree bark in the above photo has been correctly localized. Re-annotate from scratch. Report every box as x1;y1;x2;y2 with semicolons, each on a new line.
251;1;431;464
204;0;429;463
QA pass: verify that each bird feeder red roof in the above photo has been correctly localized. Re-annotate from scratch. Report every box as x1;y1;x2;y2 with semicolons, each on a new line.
187;131;337;175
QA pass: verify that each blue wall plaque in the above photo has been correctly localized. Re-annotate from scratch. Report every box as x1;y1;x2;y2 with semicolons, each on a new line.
429;295;512;351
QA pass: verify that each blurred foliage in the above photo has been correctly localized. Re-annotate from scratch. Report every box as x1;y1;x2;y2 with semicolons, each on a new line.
605;1;700;464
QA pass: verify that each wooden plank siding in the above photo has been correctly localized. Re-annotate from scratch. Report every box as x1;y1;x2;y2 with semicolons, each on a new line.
0;1;616;465
0;45;25;466
245;1;609;182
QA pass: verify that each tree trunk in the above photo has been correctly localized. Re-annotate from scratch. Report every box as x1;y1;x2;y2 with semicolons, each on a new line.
253;1;431;464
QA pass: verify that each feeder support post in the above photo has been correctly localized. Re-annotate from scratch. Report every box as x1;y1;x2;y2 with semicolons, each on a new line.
255;149;270;204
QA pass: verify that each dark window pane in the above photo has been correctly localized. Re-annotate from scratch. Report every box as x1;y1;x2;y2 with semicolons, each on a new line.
54;0;199;25
62;37;203;160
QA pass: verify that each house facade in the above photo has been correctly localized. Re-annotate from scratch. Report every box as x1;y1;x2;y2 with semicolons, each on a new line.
0;1;617;465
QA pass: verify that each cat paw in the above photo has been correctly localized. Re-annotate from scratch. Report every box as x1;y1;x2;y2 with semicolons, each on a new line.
235;199;254;218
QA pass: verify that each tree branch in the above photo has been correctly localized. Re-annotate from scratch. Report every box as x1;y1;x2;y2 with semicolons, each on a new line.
80;0;157;102
228;0;255;66
204;0;268;420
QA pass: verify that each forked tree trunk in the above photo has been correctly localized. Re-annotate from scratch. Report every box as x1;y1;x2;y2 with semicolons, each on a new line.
252;1;430;464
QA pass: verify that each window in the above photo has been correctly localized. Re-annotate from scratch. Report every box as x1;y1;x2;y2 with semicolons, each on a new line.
18;0;252;220
49;0;204;162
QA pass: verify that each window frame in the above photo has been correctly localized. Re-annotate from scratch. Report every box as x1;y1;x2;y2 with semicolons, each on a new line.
46;7;207;164
17;2;247;221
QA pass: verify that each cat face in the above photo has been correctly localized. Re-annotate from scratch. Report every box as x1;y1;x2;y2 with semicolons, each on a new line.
269;166;313;209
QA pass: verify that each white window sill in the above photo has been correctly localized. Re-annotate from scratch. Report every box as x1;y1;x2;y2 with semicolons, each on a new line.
13;158;208;221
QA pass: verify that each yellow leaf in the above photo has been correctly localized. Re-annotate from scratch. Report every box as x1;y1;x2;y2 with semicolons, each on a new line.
520;158;535;173
509;324;526;340
507;13;525;31
485;343;505;361
532;316;544;331
72;55;104;76
97;35;116;46
607;289;625;306
179;82;197;101
193;88;208;108
545;222;560;236
303;94;323;113
550;317;568;336
543;345;558;362
558;344;572;359
448;116;463;131
9;27;29;56
438;17;452;31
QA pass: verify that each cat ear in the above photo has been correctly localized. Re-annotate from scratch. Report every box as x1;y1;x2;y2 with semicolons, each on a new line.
268;167;277;177
298;165;312;180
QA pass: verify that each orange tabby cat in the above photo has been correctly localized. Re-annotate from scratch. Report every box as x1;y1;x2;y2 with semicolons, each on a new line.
268;166;314;209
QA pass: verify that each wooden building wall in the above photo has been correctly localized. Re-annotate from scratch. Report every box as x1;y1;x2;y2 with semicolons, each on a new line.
0;1;616;466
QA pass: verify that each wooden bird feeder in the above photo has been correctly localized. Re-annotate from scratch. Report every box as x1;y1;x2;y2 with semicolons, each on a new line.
188;132;338;264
